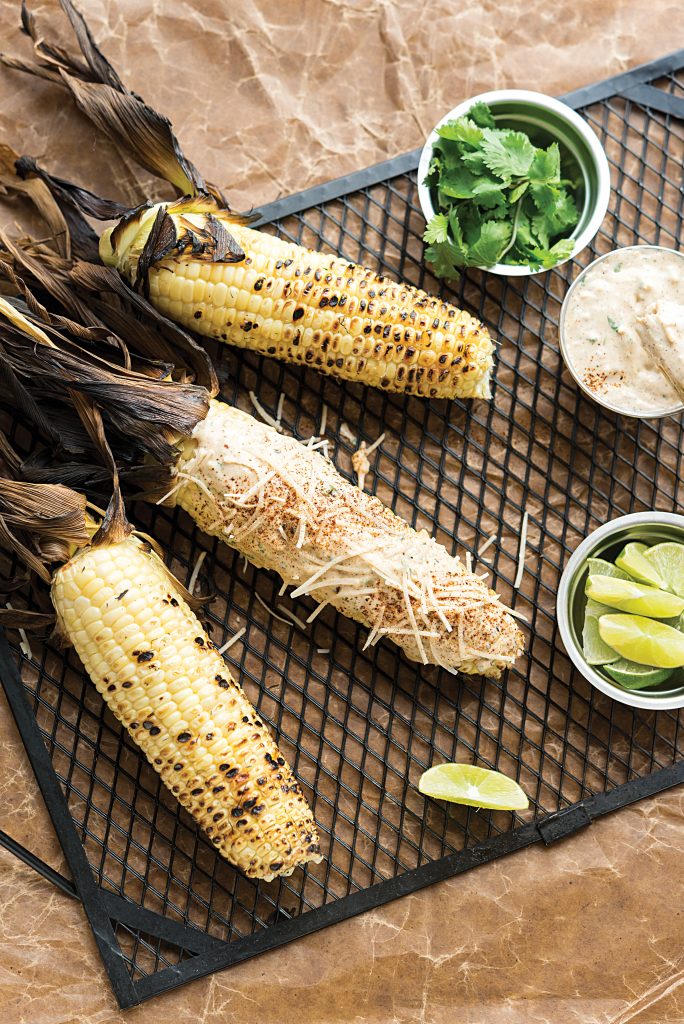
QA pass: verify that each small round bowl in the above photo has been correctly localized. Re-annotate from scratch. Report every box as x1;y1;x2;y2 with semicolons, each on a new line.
417;89;611;277
557;511;684;710
559;245;684;420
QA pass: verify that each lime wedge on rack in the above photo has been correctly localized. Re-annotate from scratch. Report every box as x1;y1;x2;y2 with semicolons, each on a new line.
643;543;684;597
418;764;529;811
603;658;674;689
615;542;665;587
598;614;684;669
585;575;684;618
586;557;631;580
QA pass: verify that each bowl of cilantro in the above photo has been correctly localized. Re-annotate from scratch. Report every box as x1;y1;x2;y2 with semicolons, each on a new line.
417;89;610;279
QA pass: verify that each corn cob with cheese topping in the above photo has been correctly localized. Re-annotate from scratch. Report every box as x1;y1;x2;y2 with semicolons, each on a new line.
167;401;523;678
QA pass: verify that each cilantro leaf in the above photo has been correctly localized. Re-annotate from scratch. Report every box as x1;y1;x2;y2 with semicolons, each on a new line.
437;117;483;148
530;238;575;269
438;165;480;199
424;239;467;279
508;181;529;204
423;214;450;245
468;101;496;129
529;142;561;184
466;220;512;267
480;128;535;179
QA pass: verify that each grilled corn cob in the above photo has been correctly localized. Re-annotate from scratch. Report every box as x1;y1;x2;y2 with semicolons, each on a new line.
51;533;321;880
167;401;523;678
99;199;494;401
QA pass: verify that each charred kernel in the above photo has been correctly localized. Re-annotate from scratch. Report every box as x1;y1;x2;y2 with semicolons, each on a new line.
319;297;329;307
194;310;202;319
244;797;258;810
283;259;293;267
275;260;284;269
130;722;139;730
254;277;264;291
107;684;116;692
237;818;248;826
143;721;153;730
154;758;162;765
116;590;128;601
241;716;250;723
173;763;183;772
231;807;243;818
293;307;304;321
243;321;253;331
194;637;204;646
213;812;224;822
270;862;283;871
213;785;225;794
363;325;372;334
383;325;391;338
122;681;132;689
226;768;239;778
170;597;179;607
191;787;203;796
137;650;154;663
206;732;214;741
257;776;267;785
219;763;230;771
277;757;286;766
177;732;191;743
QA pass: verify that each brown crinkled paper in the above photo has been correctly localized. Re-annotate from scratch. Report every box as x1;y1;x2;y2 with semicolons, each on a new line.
1;1;684;1021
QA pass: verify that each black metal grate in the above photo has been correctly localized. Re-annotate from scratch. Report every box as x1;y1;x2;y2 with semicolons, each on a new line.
2;51;684;1008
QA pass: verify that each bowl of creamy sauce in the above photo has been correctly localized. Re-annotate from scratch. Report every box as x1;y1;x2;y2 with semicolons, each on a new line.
559;245;684;418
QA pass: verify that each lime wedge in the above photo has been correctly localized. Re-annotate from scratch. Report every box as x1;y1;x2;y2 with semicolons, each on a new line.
585;575;684;618
644;542;684;597
583;611;619;665
615;543;665;587
418;764;529;811
603;658;674;690
598;614;684;668
586;557;631;580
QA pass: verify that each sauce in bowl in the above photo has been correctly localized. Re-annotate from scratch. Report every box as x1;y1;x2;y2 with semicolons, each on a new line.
559;246;684;417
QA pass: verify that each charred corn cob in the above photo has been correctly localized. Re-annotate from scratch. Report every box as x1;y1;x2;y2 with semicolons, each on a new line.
99;198;494;401
166;401;523;678
50;533;320;880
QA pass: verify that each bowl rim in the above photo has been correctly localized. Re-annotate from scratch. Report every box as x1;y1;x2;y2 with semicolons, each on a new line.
556;511;684;710
558;244;684;420
416;88;611;278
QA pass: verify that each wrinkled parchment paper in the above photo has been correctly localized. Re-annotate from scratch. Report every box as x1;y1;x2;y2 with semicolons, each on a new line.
1;1;684;1021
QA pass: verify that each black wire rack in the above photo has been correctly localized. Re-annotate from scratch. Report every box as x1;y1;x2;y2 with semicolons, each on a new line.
2;50;684;1010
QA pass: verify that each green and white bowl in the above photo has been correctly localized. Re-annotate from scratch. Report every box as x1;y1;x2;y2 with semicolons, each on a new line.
417;89;611;277
557;511;684;710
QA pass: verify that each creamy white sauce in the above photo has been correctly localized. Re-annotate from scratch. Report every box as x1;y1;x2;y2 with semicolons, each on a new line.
561;247;684;415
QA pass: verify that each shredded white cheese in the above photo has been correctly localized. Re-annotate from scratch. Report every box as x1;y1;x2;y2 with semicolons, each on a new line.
316;648;330;655
477;533;497;559
276;604;308;631
6;602;32;661
254;593;293;627
340;421;357;444
276;392;285;428
249;391;282;432
365;432;386;456
319;403;328;437
187;550;206;595
218;627;246;654
465;551;472;573
306;601;328;623
513;511;529;590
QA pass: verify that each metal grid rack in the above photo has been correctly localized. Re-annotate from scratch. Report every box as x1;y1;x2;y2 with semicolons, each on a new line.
2;50;684;1009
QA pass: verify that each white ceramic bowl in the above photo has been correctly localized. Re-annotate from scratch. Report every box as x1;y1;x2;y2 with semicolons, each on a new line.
417;89;611;277
557;511;684;710
558;245;684;420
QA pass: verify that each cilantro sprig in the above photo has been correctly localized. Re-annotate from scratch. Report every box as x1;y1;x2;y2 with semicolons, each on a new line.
423;101;580;279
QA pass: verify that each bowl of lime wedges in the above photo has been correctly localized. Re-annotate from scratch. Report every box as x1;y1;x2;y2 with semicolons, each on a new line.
557;512;684;709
